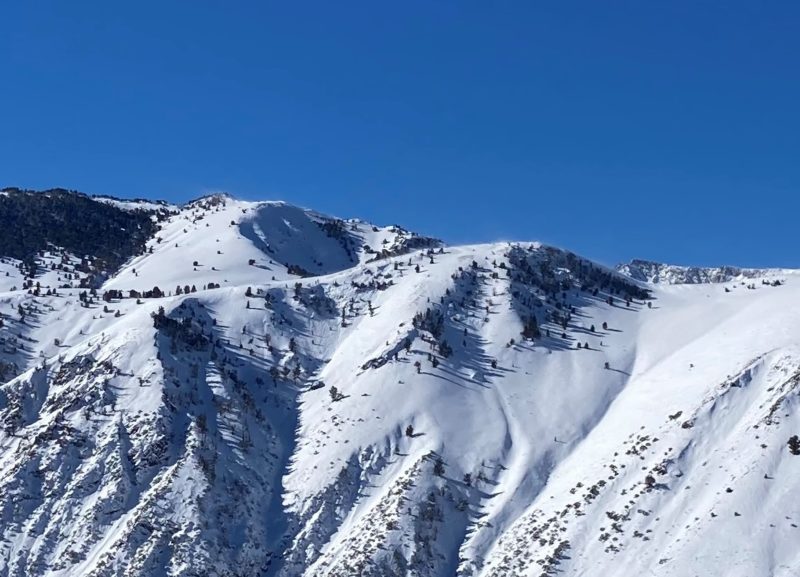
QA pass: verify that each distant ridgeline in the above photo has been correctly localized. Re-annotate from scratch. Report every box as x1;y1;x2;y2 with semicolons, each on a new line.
0;188;168;281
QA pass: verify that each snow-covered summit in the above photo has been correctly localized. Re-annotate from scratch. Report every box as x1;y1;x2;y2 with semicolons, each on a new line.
0;189;799;577
103;195;441;293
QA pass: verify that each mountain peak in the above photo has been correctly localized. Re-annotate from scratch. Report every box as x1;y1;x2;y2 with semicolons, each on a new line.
185;190;236;206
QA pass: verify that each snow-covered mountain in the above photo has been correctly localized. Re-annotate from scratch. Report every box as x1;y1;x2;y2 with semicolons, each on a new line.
616;258;781;285
1;189;799;577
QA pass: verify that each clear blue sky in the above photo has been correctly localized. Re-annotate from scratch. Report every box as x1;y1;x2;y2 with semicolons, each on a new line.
2;2;798;268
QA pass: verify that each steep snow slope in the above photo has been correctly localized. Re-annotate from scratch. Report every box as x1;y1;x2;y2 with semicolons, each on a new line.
1;197;799;577
477;278;800;577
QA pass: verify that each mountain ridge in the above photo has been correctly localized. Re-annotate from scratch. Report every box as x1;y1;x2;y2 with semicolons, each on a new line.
0;188;798;577
6;186;789;278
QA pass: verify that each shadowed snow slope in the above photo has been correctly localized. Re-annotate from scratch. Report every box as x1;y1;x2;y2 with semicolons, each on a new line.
0;193;799;577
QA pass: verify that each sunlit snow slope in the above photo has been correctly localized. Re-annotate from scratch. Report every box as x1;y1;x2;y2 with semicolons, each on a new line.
0;192;798;577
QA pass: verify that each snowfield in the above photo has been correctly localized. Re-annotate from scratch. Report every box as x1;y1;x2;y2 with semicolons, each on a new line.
0;194;799;577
